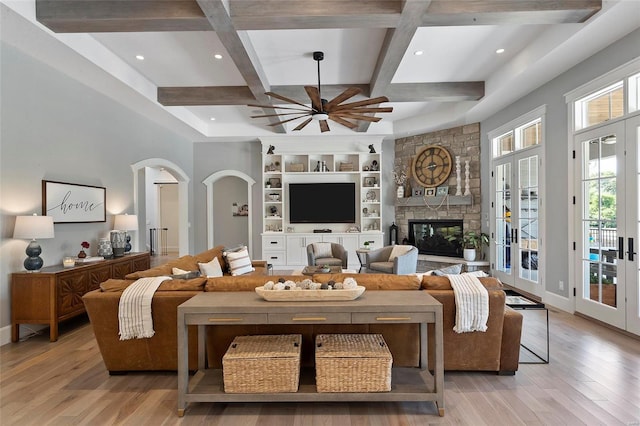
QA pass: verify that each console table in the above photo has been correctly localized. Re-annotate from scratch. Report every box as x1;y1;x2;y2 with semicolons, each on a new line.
11;252;150;342
177;290;444;417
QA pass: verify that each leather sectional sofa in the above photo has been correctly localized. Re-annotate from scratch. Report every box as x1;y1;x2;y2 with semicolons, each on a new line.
82;246;523;375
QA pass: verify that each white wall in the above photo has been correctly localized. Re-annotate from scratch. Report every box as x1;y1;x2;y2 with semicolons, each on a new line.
0;42;195;343
213;176;249;248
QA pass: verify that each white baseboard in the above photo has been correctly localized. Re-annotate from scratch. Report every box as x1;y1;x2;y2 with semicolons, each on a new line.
0;325;11;346
543;290;574;313
0;324;48;346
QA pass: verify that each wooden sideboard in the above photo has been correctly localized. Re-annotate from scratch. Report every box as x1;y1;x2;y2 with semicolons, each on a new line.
11;252;150;342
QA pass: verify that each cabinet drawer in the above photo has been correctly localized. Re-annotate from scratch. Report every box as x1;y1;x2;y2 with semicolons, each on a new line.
263;251;286;265
268;312;351;324
185;313;267;325
352;312;434;324
263;236;285;249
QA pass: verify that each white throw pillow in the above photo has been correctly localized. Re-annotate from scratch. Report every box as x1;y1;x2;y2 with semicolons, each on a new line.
223;246;255;276
463;270;489;277
172;267;189;275
198;257;224;278
388;245;413;261
313;242;333;259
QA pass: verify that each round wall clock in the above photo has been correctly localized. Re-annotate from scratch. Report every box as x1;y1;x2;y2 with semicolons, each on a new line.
411;145;453;188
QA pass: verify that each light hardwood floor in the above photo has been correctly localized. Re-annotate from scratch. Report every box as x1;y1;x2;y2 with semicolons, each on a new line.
1;303;639;425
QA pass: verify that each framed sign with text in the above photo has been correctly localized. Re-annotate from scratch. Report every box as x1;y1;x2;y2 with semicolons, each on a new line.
42;180;106;223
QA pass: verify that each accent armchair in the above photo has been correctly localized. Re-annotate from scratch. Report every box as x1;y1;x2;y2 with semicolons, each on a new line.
307;242;348;268
364;245;418;274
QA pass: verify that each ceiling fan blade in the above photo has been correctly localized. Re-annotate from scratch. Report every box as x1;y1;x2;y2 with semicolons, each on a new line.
304;86;323;112
332;112;382;123
251;112;310;119
333;96;390;110
319;120;330;133
328;115;358;129
293;117;313;131
247;103;311;112
267;113;313;127
344;107;393;114
265;92;310;109
323;87;362;111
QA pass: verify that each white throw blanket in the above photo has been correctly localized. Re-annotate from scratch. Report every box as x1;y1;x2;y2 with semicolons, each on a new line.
447;274;489;333
118;276;171;340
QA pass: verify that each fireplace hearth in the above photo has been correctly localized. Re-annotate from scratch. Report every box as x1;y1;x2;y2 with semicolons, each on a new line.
408;219;463;258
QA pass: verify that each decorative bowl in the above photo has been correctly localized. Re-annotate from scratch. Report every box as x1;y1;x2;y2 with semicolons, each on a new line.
268;193;279;201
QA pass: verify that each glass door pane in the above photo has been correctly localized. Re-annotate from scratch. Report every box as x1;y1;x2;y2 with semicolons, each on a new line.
518;155;539;285
493;162;513;283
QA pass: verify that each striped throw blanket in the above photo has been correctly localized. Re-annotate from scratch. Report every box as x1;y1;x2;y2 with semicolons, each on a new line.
118;276;171;340
447;274;489;333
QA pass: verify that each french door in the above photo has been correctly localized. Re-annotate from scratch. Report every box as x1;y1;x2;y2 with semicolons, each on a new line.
492;149;543;296
574;117;639;334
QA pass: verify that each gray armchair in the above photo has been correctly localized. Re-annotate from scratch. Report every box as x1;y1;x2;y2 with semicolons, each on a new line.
307;242;348;268
364;245;418;274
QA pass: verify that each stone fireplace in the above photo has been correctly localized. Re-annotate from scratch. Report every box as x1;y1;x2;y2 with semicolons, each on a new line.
394;123;482;271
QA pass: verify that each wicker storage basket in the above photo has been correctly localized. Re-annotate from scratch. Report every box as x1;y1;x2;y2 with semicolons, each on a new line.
315;334;392;393
289;163;304;172
223;334;301;393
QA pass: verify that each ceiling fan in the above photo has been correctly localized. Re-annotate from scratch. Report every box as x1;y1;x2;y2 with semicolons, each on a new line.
248;51;393;133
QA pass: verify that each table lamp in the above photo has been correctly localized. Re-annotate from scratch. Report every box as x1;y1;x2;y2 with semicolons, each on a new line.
114;214;138;253
13;213;55;272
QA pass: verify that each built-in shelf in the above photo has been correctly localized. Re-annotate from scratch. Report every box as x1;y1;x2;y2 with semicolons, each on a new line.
395;194;473;207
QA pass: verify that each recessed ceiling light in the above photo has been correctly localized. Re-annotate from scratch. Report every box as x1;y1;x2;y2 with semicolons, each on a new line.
496;48;505;54
214;54;223;59
413;50;424;56
135;55;145;60
210;117;216;121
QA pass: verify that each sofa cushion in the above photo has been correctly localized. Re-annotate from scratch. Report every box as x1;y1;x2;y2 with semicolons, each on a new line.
205;275;301;292
422;275;503;291
388;245;413;260
198;257;224;278
223;246;255;276
369;261;394;274
100;277;206;292
431;263;463;276
125;255;200;279
312;273;420;290
312;242;333;258
193;246;227;270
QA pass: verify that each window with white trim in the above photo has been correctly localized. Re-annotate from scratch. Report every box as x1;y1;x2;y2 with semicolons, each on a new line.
491;117;542;159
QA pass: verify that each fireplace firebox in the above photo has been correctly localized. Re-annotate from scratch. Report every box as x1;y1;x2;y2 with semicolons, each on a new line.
408;219;463;257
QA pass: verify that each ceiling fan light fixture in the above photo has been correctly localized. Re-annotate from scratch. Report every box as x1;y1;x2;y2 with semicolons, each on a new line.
312;112;329;121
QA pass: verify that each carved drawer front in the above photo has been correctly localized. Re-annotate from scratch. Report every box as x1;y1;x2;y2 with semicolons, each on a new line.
268;312;351;324
112;261;133;279
133;257;150;271
58;272;88;317
88;264;112;292
351;312;434;324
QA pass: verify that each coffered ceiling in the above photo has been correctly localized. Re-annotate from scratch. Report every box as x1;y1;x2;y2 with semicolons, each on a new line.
3;1;639;140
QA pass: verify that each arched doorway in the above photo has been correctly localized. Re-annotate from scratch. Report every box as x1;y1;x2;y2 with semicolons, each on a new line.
131;158;190;256
203;170;256;256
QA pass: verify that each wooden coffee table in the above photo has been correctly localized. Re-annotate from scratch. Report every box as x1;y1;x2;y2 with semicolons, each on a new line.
301;265;342;275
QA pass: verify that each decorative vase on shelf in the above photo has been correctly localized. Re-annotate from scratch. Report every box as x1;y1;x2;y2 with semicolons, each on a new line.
97;238;113;258
463;248;477;261
77;250;87;259
397;186;404;198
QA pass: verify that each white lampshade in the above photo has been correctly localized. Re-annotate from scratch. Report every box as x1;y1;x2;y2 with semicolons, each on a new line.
114;214;138;231
13;214;55;240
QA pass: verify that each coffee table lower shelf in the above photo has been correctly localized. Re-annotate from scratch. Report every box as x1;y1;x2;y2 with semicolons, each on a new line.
184;367;438;404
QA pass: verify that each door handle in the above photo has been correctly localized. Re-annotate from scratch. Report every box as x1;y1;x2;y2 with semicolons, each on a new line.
629;237;636;261
514;229;518;244
619;237;624;260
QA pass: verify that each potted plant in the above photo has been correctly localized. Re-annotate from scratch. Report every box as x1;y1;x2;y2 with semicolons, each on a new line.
461;231;489;261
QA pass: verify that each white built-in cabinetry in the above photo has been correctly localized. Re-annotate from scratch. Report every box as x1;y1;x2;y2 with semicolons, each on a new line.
261;139;384;269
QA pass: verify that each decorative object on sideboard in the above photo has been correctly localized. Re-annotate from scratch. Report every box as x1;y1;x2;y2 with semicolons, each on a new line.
97;238;113;258
13;213;55;272
42;180;106;223
110;230;126;258
62;257;75;268
114;214;138;253
464;159;471;196
455;156;462;196
78;241;90;258
266;145;275;155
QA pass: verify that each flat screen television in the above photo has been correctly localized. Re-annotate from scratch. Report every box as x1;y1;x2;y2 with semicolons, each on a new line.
289;183;356;223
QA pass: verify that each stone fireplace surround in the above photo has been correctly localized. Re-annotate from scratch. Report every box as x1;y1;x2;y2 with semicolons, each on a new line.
394;123;482;272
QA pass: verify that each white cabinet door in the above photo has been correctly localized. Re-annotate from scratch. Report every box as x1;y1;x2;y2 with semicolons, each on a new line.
286;235;322;267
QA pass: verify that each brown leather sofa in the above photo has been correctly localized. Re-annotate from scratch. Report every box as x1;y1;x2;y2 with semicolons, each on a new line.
83;248;522;375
